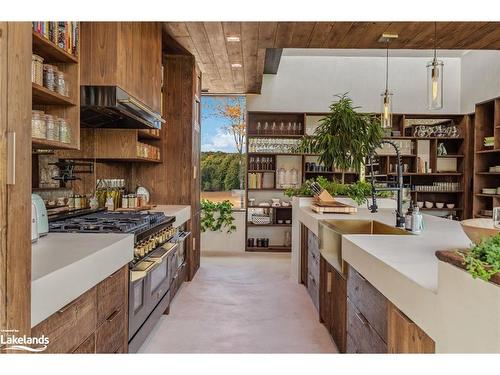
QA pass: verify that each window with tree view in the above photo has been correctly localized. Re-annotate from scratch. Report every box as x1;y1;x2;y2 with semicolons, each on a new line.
201;96;246;208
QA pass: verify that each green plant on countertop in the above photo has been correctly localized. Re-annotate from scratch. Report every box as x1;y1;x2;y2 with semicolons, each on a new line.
285;176;392;206
297;94;383;183
200;199;237;234
461;233;500;281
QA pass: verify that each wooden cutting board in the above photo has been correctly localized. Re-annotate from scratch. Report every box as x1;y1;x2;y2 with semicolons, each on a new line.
311;202;357;214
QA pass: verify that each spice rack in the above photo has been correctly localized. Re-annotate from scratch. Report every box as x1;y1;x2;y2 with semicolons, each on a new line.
473;97;500;218
31;23;80;151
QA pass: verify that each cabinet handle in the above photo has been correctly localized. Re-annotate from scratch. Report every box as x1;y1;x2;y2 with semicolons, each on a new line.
58;301;74;313
7;132;15;185
355;311;369;326
106;310;119;322
327;271;332;293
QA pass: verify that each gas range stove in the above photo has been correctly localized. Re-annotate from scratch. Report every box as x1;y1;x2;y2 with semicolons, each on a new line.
49;211;175;243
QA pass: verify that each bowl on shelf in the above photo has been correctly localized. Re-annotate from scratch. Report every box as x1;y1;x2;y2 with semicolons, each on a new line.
424;201;434;209
495;166;500;172
417;201;424;208
460;218;500;244
446;203;455;209
482;188;496;195
435;202;445;209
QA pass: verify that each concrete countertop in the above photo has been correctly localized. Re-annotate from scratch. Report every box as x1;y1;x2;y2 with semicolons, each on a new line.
152;205;191;228
293;197;500;352
31;233;134;327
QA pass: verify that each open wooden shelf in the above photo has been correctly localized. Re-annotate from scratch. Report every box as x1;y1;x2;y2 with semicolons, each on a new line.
247;223;292;227
246;246;291;253
421;207;462;211
32;31;78;63
137;129;161;140
437;154;464;158
32;137;78;150
248;170;276;173
411;190;463;194
476;172;500;175
475;193;500;198
247;134;304;139
476;148;500;154
32;83;76;106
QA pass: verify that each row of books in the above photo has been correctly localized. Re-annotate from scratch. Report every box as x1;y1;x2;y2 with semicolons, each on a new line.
32;22;79;57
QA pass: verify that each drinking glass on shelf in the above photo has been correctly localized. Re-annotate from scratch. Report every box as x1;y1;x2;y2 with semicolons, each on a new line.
298;122;303;135
256;122;261;135
263;122;269;134
271;121;277;135
287;122;292;135
255;157;261;171
279;122;285;135
493;207;500;228
292;122;297;135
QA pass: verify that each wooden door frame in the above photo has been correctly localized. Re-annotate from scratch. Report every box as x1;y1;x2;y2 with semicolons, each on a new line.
0;22;32;336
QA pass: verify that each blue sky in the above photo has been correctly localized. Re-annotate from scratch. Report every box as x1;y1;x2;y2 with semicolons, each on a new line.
201;96;245;153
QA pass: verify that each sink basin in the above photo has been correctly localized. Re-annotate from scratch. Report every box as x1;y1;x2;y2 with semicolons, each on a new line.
318;219;409;274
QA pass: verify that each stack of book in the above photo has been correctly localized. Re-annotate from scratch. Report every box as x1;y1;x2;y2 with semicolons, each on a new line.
32;22;79;57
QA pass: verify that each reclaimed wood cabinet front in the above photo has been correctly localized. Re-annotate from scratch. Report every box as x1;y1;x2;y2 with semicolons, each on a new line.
80;22;162;114
31;266;129;354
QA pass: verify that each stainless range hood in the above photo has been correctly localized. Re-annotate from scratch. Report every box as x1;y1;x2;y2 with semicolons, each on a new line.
80;86;165;130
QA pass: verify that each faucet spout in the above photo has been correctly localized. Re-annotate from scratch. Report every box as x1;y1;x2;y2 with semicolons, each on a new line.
368;140;406;228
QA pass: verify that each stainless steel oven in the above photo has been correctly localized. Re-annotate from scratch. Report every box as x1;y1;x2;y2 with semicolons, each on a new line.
128;242;178;342
173;231;191;268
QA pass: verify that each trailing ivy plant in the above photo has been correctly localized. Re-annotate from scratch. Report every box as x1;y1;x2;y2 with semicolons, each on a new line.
460;233;500;281
297;94;383;183
200;199;237;234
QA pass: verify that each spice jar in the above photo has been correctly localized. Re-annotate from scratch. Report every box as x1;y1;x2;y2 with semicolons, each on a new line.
128;194;137;209
57;117;70;143
55;70;68;96
43;64;57;91
122;195;129;209
74;195;82;209
31;54;44;85
32;110;46;139
45;114;57;140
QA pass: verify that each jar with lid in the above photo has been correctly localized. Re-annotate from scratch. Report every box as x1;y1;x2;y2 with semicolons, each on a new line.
57;117;71;143
128;194;137;209
55;70;68;96
122;195;129;209
74;195;82;209
45;114;57;140
43;64;57;91
31;54;44;85
32;110;46;139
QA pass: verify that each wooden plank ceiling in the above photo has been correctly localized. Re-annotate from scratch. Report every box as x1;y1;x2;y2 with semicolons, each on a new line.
163;22;500;94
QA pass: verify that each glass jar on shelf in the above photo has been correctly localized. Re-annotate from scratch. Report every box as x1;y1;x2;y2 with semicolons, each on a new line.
277;167;286;189
45;114;57;140
32;110;46;139
55;70;69;97
43;64;57;91
31;54;44;85
58;118;71;143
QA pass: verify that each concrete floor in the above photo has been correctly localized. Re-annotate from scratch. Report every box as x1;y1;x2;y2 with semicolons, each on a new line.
139;251;337;353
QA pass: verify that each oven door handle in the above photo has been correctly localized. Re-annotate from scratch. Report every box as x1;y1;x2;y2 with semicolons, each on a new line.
130;261;156;282
152;243;178;264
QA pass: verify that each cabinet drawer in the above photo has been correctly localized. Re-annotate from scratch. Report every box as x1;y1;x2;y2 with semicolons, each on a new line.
307;249;320;280
73;333;95;354
347;265;387;341
307;230;319;258
32;287;97;353
97;266;128;325
307;271;320;311
346;298;387;353
96;306;127;353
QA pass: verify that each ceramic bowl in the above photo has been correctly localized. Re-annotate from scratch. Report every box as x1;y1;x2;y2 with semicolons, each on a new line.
460;218;500;244
482;188;496;195
435;202;444;209
417;201;424;208
446;203;455;209
424;201;434;209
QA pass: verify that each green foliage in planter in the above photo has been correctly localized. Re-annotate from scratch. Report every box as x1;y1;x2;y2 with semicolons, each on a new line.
297;94;383;175
285;176;392;206
461;234;500;281
200;199;237;234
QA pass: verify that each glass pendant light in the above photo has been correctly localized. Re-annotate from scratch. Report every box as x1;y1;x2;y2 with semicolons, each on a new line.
381;43;393;129
427;22;443;110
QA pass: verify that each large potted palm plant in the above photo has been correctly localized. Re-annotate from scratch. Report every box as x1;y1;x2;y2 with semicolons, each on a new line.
299;94;383;183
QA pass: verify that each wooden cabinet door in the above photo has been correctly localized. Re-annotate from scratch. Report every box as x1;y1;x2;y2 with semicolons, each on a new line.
346;298;387;354
387;302;435;353
190;212;201;278
330;267;347;353
319;256;332;329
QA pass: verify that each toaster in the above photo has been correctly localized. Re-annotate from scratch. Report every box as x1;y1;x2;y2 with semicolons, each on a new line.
32;194;48;237
31;201;39;243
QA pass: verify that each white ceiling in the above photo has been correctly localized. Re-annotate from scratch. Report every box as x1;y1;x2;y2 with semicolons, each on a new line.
283;48;472;58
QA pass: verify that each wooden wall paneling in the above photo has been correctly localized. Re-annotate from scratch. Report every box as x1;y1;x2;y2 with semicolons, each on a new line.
0;23;32;337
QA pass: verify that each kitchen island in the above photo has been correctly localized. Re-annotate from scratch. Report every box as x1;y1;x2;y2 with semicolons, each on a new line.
292;197;500;353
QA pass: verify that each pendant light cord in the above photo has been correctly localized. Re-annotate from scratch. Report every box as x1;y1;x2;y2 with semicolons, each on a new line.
433;22;437;61
385;41;389;92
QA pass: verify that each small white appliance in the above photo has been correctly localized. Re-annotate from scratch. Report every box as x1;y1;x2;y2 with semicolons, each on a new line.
32;194;49;237
31;201;39;243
